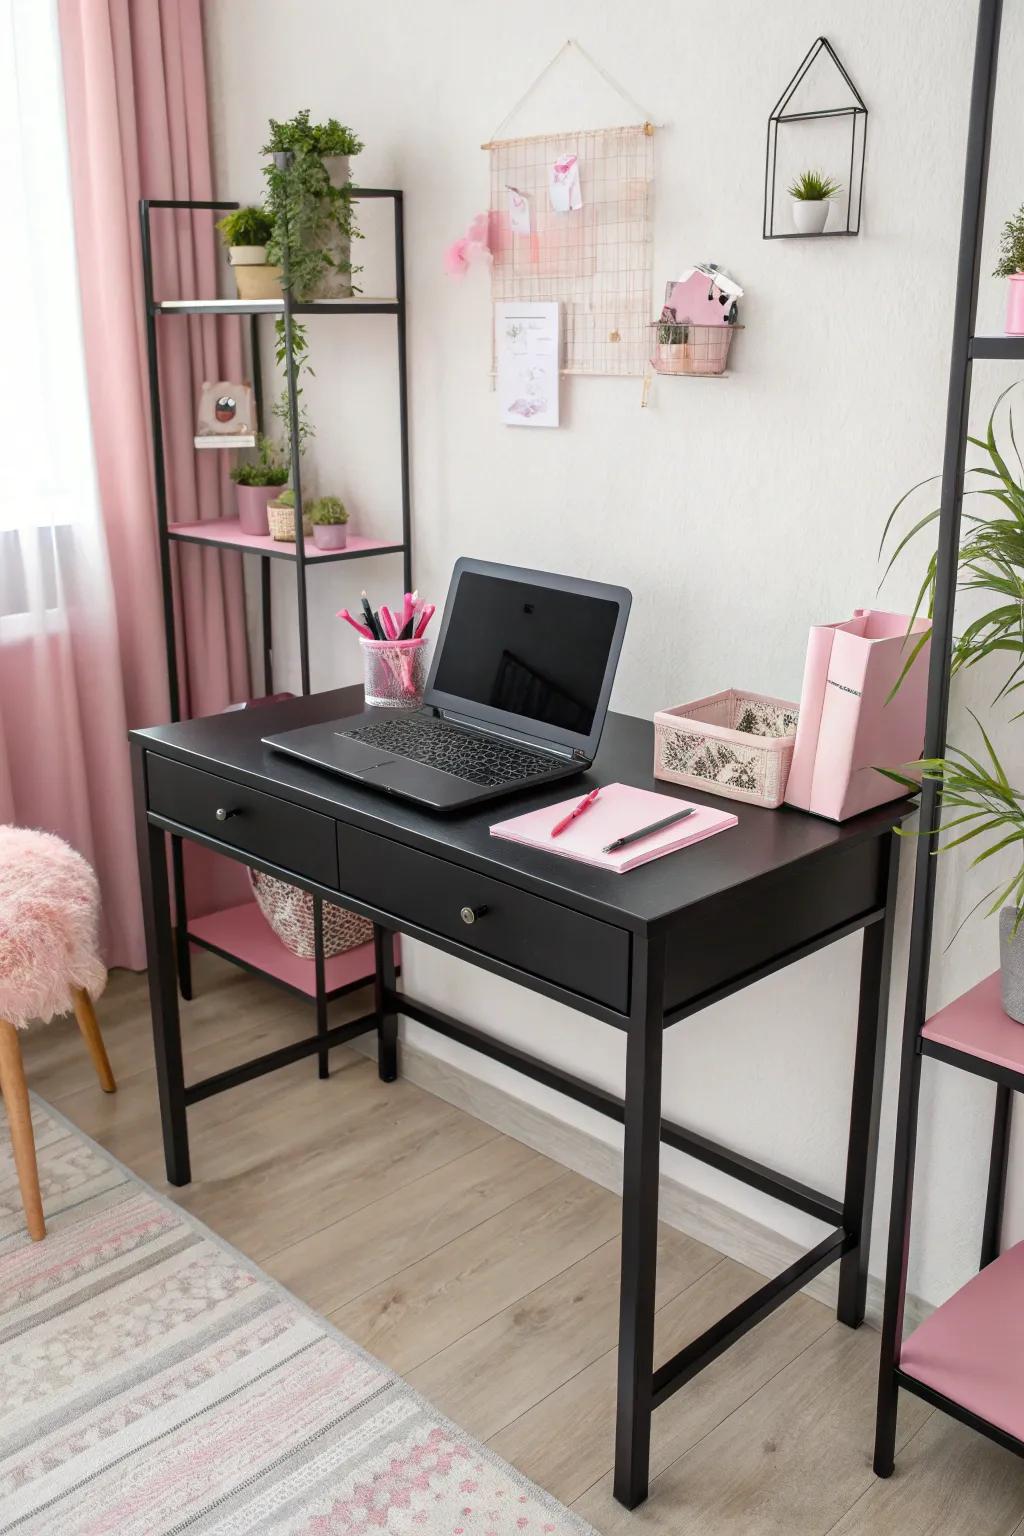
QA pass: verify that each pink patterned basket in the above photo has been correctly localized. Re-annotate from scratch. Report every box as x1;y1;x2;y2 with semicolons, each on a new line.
654;689;799;808
249;870;373;959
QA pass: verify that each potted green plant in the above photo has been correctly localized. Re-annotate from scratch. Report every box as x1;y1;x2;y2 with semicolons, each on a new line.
881;383;1024;1019
994;204;1024;335
215;206;280;301
309;495;349;550
229;436;288;535
788;169;842;235
262;111;364;301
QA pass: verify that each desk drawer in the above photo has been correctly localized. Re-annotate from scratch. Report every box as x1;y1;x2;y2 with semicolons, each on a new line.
336;823;630;1012
147;754;339;889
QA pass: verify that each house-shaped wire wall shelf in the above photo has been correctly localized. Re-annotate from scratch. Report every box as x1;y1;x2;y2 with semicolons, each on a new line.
763;37;867;240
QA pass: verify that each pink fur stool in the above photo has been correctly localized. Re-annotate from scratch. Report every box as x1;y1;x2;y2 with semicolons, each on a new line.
0;827;116;1240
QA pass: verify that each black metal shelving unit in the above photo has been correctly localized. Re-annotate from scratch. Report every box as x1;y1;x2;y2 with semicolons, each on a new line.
139;181;411;1032
874;0;1024;1478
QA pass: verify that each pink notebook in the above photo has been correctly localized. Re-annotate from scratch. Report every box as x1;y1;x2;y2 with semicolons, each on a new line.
490;783;737;873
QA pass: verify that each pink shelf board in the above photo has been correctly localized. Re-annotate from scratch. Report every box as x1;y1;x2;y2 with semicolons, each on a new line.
901;1240;1024;1440
167;518;401;561
188;900;398;998
922;971;1024;1077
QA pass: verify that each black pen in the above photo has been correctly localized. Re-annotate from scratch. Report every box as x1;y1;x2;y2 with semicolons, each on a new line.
361;591;383;640
603;807;695;854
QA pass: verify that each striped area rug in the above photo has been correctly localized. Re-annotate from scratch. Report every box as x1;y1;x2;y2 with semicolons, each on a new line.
0;1099;595;1536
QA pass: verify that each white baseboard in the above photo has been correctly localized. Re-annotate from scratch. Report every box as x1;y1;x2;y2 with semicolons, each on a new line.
352;1027;930;1335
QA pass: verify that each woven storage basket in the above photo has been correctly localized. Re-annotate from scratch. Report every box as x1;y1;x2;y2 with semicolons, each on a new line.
654;690;799;808
249;869;373;959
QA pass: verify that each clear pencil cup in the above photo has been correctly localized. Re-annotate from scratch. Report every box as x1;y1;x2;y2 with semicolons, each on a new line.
360;636;431;708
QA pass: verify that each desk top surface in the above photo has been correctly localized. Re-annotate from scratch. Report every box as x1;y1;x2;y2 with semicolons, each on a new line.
134;689;906;930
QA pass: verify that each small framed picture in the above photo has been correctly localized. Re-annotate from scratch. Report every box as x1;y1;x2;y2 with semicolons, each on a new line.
195;380;256;448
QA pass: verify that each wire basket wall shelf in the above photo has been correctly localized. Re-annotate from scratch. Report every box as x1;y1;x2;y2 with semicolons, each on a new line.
648;321;742;378
763;36;867;240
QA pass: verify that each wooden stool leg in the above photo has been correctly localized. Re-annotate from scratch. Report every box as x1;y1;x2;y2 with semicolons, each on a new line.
0;1019;45;1241
72;988;116;1094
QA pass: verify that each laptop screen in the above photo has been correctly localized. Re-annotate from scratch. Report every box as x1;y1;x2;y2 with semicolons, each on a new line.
428;570;621;737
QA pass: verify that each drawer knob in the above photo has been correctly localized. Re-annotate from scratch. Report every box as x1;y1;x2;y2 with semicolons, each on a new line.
215;807;239;822
460;903;488;926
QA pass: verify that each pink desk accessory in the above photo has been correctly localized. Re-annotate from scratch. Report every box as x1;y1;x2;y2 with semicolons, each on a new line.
491;783;737;873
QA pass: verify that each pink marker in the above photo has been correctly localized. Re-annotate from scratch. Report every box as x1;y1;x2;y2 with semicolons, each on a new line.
414;603;435;639
336;608;374;639
379;604;398;639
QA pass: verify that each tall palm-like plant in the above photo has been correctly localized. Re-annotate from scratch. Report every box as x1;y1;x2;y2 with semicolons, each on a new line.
881;382;1024;934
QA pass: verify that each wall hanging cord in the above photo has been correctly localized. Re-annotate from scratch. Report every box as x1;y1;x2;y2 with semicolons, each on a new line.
483;37;656;149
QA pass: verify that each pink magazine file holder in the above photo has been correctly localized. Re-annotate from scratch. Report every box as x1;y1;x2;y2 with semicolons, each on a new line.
785;608;931;822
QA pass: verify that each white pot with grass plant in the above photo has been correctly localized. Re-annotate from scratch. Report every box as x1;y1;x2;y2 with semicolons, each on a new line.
309;495;349;549
230;437;289;536
216;206;281;301
788;170;841;235
994;203;1024;335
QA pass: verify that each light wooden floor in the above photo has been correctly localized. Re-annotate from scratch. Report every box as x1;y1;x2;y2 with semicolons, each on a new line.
19;955;1024;1535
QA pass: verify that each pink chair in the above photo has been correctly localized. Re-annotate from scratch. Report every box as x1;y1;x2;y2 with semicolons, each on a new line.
0;827;115;1240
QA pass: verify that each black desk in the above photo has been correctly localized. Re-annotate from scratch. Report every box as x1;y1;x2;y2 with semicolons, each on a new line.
131;688;903;1509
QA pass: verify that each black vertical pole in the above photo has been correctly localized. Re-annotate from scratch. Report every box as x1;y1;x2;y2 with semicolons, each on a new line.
394;192;413;594
874;0;1003;1478
613;929;666;1510
140;199;191;1001
313;895;329;1080
275;152;312;697
980;1085;1012;1268
261;558;273;697
836;831;899;1328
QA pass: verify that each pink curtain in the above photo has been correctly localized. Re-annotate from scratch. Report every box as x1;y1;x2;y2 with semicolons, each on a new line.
1;0;253;963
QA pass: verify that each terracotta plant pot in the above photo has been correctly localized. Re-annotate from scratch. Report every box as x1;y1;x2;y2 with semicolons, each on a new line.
234;483;280;537
1005;273;1024;336
233;264;283;302
792;199;830;235
312;522;348;550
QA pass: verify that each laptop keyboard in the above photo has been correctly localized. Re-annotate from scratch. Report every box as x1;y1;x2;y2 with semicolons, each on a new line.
340;716;558;787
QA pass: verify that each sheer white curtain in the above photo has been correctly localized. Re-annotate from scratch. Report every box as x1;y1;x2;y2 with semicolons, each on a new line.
0;0;144;965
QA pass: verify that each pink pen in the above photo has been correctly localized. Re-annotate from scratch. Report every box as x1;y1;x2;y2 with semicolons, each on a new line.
414;603;435;639
379;604;398;639
336;608;374;639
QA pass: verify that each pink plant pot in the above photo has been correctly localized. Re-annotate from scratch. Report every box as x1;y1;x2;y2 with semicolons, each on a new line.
312;523;348;550
1006;274;1024;336
235;484;280;536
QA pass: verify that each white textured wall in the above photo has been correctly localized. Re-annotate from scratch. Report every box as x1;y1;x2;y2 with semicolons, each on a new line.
204;0;1024;1308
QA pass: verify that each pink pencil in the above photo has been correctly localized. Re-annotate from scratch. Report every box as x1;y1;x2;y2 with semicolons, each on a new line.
336;608;374;639
414;603;435;639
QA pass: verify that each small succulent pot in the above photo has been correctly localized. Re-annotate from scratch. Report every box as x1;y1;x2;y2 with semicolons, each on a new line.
234;483;279;536
267;497;311;542
228;245;268;266
1005;273;1024;336
792;199;830;235
312;522;348;550
999;907;1024;1023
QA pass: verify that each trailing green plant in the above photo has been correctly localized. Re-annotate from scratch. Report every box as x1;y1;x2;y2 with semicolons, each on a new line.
881;716;1024;936
994;204;1024;278
215;205;274;250
229;435;289;487
262;110;364;299
880;382;1024;703
788;169;841;201
271;317;314;459
309;495;348;526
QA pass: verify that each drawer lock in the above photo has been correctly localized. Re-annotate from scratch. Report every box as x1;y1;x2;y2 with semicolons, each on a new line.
460;903;489;926
215;807;240;822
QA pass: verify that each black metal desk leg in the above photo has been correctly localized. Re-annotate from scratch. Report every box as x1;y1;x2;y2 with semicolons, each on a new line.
613;931;666;1510
980;1083;1012;1268
171;835;192;1001
374;924;398;1082
837;832;899;1328
131;746;190;1186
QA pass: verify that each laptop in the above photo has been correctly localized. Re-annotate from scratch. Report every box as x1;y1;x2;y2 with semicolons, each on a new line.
263;558;631;811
